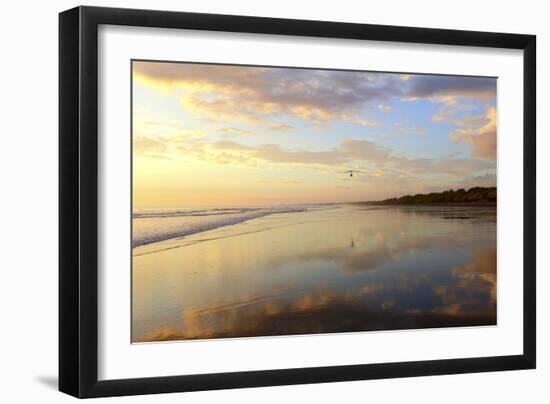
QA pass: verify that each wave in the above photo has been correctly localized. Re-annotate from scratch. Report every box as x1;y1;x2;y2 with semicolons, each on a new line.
133;224;283;257
133;207;258;219
132;205;327;248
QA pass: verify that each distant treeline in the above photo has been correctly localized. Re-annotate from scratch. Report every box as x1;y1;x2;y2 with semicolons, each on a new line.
368;187;497;205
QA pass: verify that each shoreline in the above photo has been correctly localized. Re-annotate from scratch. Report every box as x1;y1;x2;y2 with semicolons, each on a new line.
132;202;497;251
132;206;316;251
132;207;311;249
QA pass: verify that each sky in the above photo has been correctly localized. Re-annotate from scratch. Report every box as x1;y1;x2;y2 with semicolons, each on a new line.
132;61;497;209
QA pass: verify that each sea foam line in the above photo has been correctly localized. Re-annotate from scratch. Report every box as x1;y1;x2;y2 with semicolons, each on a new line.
132;207;307;248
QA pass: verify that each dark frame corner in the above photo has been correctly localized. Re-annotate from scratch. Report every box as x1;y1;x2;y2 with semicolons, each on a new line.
59;6;536;398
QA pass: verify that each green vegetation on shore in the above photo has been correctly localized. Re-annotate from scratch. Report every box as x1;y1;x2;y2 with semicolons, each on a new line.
364;187;496;205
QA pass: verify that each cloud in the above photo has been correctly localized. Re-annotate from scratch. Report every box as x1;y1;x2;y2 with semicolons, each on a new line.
391;155;494;176
432;102;488;126
450;106;497;160
134;61;384;127
452;247;497;303
164;134;496;195
204;138;390;168
133;111;496;194
133;111;207;141
378;103;393;113
133;61;268;91
433;246;497;317
215;127;257;137
133;243;497;341
133;62;497;196
133;61;495;130
406;75;496;101
268;122;294;132
447;173;497;189
204;137;495;176
133;134;168;158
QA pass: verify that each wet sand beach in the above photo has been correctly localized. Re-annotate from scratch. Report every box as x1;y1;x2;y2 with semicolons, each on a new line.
132;205;496;342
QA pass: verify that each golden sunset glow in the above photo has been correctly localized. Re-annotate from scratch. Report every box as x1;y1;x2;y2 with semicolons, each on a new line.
131;61;497;343
132;61;496;209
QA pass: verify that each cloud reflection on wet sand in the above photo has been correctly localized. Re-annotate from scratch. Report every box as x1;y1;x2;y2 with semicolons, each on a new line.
132;206;496;342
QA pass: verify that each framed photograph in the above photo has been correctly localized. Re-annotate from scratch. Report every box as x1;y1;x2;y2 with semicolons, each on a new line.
59;6;536;398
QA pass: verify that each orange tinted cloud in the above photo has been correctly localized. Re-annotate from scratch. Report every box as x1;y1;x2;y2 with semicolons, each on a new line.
133;62;495;130
450;106;497;160
134;61;382;128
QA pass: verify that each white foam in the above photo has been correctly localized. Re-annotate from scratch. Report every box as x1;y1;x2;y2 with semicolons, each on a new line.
132;206;325;247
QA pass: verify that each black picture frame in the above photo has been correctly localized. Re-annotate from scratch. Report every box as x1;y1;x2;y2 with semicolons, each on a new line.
59;5;536;398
